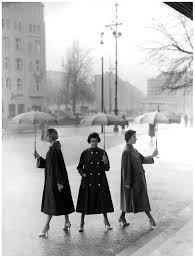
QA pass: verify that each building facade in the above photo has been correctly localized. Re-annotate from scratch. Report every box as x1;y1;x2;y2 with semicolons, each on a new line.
94;72;144;114
142;73;193;114
2;2;46;118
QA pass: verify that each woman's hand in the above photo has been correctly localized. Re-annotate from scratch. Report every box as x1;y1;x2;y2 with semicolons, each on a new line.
102;153;108;164
57;184;64;192
151;148;158;158
34;150;40;159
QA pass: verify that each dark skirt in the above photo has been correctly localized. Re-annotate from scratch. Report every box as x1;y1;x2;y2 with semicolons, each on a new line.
76;181;114;214
41;182;75;216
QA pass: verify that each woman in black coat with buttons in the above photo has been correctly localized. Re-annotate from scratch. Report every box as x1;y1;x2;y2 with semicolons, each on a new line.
76;132;114;232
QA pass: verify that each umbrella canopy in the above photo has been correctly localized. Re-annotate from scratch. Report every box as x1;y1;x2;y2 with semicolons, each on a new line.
12;110;57;125
12;110;57;151
81;113;128;150
81;113;128;126
134;110;169;124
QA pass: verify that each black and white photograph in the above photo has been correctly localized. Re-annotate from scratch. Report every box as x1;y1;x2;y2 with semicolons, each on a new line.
2;0;193;256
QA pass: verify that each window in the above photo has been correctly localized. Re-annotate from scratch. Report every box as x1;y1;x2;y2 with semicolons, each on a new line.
3;19;10;30
3;37;10;51
6;78;11;89
37;25;40;33
36;80;40;91
9;104;16;118
35;60;40;72
4;57;10;71
16;58;22;71
18;21;22;32
16;78;23;94
15;38;22;51
29;24;32;32
28;41;33;53
29;62;33;72
33;24;36;33
34;40;41;54
18;104;25;114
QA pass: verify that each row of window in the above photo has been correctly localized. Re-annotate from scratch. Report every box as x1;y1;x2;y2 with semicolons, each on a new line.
2;19;41;33
5;77;41;91
3;57;41;73
3;37;41;54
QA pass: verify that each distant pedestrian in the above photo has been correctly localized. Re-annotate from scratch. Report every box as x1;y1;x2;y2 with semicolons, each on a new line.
119;130;158;228
34;128;75;237
148;123;156;142
76;132;114;232
184;113;188;127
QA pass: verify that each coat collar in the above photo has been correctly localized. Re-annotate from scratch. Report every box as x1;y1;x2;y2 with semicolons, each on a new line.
49;141;61;150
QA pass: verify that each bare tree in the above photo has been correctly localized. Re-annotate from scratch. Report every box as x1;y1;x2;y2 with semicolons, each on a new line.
62;41;94;114
144;14;193;92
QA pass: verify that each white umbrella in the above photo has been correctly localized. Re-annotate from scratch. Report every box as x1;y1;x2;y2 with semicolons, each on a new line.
12;110;57;151
81;112;128;150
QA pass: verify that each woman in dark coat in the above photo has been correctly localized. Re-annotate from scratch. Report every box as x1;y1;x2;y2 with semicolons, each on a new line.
119;130;158;229
76;132;114;232
34;128;75;237
148;123;156;142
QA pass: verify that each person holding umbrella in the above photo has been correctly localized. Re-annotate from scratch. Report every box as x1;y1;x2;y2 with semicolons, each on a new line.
34;128;75;237
76;132;114;232
119;130;158;228
148;123;156;142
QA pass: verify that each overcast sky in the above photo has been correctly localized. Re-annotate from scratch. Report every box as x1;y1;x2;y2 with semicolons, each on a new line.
43;0;184;94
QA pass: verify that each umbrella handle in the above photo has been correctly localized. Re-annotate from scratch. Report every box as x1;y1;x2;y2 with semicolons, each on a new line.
103;125;105;151
34;123;36;152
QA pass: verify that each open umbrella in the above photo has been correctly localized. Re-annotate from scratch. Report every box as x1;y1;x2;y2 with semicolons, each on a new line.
81;112;128;150
134;109;178;149
12;110;57;151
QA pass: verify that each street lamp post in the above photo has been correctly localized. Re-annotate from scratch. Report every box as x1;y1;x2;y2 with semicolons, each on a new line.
100;32;104;133
106;2;122;132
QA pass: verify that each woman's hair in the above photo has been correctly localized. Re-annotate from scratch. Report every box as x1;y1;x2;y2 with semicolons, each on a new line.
124;130;136;142
47;128;58;141
87;132;101;143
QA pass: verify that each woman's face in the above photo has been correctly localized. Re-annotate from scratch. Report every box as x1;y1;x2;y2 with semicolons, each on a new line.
128;133;137;145
46;134;52;143
90;137;98;148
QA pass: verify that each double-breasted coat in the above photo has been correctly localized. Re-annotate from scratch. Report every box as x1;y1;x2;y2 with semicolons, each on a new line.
37;141;75;216
76;147;114;214
120;144;154;213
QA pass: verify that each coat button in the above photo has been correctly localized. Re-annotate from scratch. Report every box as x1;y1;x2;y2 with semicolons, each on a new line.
90;173;92;175
91;151;93;154
96;152;98;154
97;162;99;164
89;184;91;186
98;173;100;175
98;184;100;186
91;162;93;164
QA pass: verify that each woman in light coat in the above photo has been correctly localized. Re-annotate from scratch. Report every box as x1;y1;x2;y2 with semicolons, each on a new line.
120;130;158;228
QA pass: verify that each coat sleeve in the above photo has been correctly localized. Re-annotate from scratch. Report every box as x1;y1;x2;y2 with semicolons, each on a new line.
77;151;85;176
121;151;133;187
102;151;110;171
54;149;67;185
139;153;154;164
36;156;45;168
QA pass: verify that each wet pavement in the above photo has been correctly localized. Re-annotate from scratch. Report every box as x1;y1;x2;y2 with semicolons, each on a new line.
2;124;193;255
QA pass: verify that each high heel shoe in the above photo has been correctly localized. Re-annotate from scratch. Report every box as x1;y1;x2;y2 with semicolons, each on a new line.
119;216;130;227
149;221;157;229
78;222;85;232
38;225;50;237
104;220;113;230
63;222;71;231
